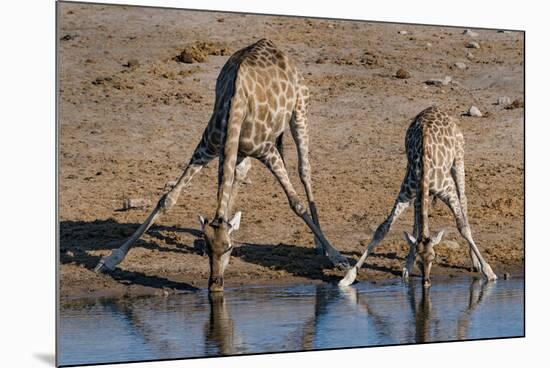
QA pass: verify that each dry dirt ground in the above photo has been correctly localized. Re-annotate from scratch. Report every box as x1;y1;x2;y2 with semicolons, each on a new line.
58;3;524;299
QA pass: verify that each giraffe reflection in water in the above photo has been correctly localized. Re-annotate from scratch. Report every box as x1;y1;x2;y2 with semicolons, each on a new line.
58;278;522;366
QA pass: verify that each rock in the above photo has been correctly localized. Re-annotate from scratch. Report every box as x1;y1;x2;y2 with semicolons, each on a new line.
503;272;511;280
468;106;483;117
509;98;524;109
453;62;468;70
176;47;208;63
359;51;383;67
426;42;432;47
216;18;225;22
315;57;327;64
398;30;409;35
465;41;480;49
175;41;231;63
122;198;151;210
504;98;524;110
425;76;452;86
124;59;140;68
60;34;74;41
497;30;512;34
395;68;411;79
497;96;511;105
463;29;479;37
466;52;475;60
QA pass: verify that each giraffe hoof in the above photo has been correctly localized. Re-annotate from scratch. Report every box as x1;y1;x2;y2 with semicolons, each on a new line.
94;254;117;273
339;267;357;287
94;259;108;273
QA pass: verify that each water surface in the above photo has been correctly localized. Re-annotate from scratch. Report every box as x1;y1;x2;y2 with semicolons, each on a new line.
58;277;524;366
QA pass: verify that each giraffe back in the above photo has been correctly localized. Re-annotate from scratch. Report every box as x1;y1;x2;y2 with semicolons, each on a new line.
207;39;303;157
405;106;463;192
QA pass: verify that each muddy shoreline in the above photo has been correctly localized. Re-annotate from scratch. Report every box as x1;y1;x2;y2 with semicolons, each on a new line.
58;4;524;300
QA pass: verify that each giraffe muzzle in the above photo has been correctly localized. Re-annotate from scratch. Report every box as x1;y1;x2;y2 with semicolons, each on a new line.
208;275;224;292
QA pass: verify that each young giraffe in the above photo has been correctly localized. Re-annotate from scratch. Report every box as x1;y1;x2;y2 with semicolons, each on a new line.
95;39;349;291
340;106;497;287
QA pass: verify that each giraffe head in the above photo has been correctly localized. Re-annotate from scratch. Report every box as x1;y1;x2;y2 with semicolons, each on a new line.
404;230;445;288
198;212;241;292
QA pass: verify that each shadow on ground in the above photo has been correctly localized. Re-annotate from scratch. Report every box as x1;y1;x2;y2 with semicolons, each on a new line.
60;219;468;290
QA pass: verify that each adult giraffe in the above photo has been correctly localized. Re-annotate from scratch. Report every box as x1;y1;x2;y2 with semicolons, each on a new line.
95;39;349;291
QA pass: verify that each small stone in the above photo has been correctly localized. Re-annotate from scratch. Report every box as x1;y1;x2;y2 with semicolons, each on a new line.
511;98;524;108
468;106;483;117
497;96;511;105
463;29;479;37
426;42;432;47
466;52;475;60
425;76;452;86
453;62;468;70
503;272;511;280
315;57;327;64
466;41;480;49
216;18;225;22
124;59;140;68
497;30;512;34
60;34;73;41
398;30;409;35
395;68;411;79
122;198;151;210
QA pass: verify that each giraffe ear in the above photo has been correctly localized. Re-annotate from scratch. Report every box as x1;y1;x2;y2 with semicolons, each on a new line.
228;211;242;233
432;230;445;245
198;215;208;231
404;232;417;246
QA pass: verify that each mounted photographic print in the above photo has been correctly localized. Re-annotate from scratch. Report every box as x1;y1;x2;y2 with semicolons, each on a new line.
56;1;525;366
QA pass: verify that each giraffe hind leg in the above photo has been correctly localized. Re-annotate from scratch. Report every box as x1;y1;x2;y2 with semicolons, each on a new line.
226;157;252;217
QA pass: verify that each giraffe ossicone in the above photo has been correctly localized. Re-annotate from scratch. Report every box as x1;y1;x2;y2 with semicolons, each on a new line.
95;39;350;291
340;106;497;287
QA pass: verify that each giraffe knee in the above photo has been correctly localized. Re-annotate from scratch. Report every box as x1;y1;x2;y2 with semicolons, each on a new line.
159;191;178;212
458;224;472;239
290;199;306;215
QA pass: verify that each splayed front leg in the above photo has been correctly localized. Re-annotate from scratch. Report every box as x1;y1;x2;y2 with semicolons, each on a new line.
259;145;349;271
339;266;358;287
339;195;412;287
95;200;163;272
95;161;207;273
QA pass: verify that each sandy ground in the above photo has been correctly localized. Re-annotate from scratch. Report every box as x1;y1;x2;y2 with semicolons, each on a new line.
58;3;524;299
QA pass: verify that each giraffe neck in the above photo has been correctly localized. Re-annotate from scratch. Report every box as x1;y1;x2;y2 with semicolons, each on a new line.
419;125;431;240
